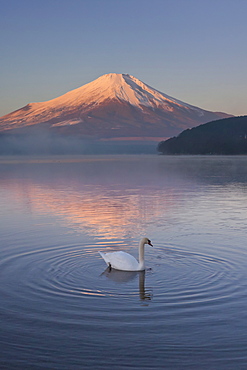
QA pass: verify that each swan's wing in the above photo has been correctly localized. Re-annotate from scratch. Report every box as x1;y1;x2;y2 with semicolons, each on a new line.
99;251;139;271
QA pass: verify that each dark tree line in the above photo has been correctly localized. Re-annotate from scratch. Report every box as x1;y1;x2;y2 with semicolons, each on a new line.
158;116;247;155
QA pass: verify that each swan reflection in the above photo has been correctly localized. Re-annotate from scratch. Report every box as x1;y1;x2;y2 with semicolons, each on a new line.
101;268;153;301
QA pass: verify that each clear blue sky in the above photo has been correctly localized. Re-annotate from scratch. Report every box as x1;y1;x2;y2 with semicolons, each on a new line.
1;0;246;117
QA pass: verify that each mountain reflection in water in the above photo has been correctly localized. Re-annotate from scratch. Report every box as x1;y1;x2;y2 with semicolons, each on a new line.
1;155;247;370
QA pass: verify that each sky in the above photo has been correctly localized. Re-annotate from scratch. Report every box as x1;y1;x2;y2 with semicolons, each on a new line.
1;0;247;117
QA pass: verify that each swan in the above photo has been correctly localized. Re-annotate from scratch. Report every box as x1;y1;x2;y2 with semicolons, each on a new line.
99;238;153;271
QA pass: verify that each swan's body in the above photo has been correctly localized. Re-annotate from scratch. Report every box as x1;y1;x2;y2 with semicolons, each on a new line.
99;238;153;271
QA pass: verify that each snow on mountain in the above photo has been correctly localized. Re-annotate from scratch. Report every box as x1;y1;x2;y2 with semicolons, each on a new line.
0;73;232;139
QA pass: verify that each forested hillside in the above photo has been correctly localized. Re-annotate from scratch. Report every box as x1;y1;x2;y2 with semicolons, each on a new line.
158;116;247;154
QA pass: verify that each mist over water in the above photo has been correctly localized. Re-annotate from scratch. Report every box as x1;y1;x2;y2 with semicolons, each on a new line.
0;131;157;155
1;155;247;369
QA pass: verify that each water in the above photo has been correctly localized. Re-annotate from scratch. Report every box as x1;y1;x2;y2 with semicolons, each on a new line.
0;155;247;369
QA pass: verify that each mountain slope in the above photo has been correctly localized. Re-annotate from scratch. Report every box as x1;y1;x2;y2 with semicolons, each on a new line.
158;116;247;154
0;73;232;139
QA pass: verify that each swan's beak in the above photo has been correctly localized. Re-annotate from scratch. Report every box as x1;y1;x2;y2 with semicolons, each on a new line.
148;240;153;247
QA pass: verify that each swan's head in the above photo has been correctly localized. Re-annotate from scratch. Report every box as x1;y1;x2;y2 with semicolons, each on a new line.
142;237;153;247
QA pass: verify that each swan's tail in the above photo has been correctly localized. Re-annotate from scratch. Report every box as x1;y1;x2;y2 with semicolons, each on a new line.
98;251;109;265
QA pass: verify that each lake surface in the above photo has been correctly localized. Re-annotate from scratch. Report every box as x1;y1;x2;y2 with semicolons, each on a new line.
1;155;247;369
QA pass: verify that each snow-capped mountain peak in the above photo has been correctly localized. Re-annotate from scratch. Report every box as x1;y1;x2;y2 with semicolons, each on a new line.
38;73;197;111
0;73;232;138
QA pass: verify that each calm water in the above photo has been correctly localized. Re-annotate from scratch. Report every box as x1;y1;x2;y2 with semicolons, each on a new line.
1;155;247;369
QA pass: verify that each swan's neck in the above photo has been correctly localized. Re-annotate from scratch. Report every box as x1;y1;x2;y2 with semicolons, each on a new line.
138;241;145;270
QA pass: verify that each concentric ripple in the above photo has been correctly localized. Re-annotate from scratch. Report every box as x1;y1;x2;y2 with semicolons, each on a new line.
1;241;247;369
150;244;247;312
1;241;246;310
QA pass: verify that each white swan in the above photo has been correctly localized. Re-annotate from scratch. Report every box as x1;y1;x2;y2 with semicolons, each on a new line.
99;238;153;271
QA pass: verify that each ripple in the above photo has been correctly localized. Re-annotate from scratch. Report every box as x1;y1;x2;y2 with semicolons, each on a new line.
148;244;247;316
1;245;103;302
1;241;246;314
1;240;247;370
0;243;153;309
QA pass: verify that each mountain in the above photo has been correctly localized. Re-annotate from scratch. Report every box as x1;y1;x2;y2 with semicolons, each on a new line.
157;116;247;155
0;73;232;142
